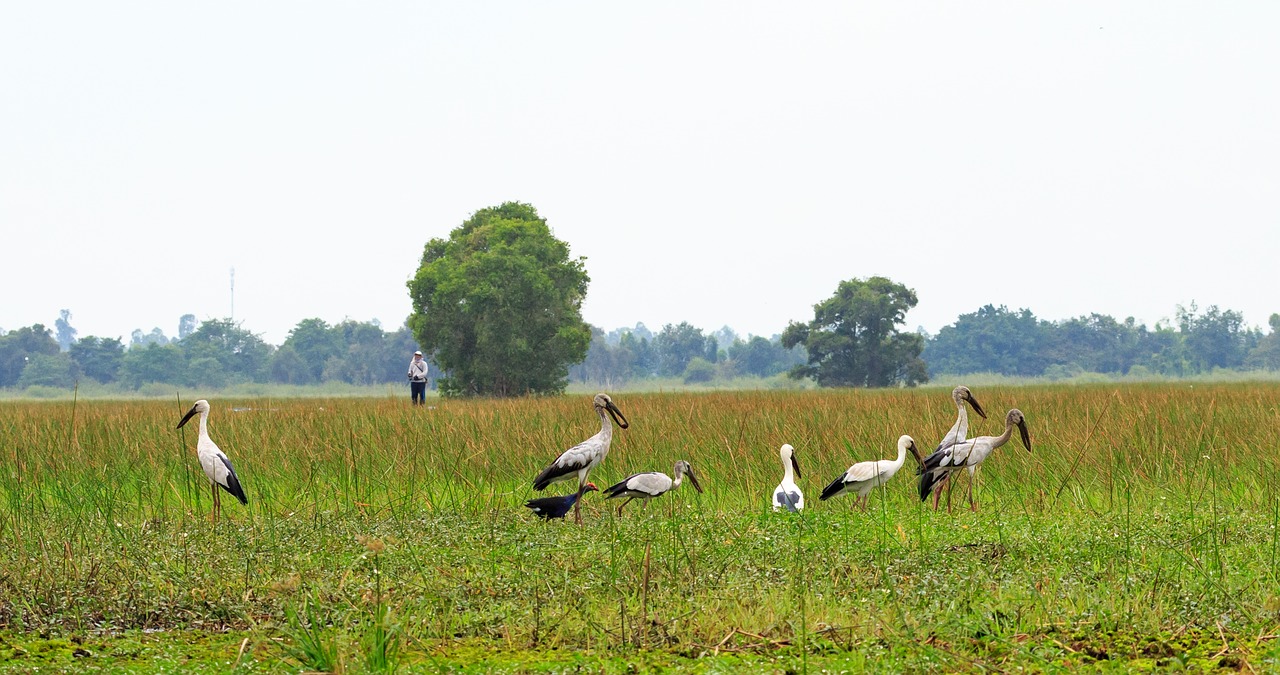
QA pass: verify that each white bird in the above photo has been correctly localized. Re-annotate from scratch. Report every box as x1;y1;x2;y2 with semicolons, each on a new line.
924;385;988;510
918;409;1031;512
820;435;921;509
772;444;804;512
532;393;629;523
603;460;703;515
176;399;248;522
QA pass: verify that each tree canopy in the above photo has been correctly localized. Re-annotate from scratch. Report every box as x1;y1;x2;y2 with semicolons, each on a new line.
406;202;591;397
781;276;927;387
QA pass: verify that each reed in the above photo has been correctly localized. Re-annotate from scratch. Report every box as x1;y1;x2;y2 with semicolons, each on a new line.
1;383;1278;671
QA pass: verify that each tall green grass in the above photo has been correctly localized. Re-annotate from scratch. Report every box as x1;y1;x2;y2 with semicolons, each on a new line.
1;384;1279;670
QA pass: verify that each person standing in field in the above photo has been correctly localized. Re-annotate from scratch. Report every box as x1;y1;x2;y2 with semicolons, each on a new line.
408;350;429;405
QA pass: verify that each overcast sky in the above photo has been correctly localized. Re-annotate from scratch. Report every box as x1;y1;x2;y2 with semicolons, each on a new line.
3;2;1277;346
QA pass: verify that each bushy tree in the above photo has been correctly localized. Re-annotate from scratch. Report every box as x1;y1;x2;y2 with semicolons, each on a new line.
782;276;927;387
18;353;77;388
279;318;344;384
70;336;125;383
181;318;274;383
0;324;61;387
653;322;708;377
407;202;591;397
618;330;657;377
1177;303;1258;372
682;357;716;383
923;305;1050;376
119;343;187;389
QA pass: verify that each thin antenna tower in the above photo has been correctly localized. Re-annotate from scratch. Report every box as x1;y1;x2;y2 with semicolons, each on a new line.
230;267;236;321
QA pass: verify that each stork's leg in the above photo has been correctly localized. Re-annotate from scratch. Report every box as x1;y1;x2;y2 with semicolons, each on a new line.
210;482;219;523
573;484;586;525
945;474;956;511
968;468;978;512
616;497;634;516
932;480;943;511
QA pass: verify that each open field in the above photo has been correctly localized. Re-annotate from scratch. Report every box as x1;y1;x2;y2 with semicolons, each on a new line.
2;384;1280;672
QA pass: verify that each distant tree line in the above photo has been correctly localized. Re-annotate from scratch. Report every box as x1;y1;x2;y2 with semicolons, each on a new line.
923;303;1280;378
568;322;807;388
4;301;1279;393
0;312;437;391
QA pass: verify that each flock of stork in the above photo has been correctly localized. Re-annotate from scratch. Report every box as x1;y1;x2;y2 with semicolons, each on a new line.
523;387;1032;523
173;387;1030;524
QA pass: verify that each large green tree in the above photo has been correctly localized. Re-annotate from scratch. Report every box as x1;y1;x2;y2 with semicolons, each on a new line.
407;202;591;397
782;276;927;387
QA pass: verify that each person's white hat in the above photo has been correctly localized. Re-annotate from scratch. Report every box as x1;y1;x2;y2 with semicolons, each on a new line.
413;350;422;356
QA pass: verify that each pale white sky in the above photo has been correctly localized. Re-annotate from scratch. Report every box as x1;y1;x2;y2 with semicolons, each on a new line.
2;2;1277;346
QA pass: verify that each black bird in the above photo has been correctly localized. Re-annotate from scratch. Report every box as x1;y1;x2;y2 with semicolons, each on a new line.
525;483;599;520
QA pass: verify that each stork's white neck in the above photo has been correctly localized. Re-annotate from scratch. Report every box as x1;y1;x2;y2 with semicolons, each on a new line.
890;440;907;470
596;405;613;442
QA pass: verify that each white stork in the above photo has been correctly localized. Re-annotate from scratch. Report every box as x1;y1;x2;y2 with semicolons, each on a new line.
602;460;703;515
176;399;248;521
532;393;628;523
820;435;921;509
772;444;804;512
918;408;1031;512
923;385;988;509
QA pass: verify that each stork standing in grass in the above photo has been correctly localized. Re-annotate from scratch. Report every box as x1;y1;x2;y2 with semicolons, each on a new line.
924;385;988;509
820;435;921;509
603;460;703;515
772;444;804;512
918;408;1031;512
177;399;248;522
525;483;598;521
532;393;629;523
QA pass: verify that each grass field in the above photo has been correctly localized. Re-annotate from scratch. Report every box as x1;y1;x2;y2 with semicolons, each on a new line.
2;384;1279;672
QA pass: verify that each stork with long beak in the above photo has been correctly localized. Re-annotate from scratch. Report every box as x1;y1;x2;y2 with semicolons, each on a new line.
532;393;629;523
820;435;921;509
922;385;988;509
918;408;1031;512
772;444;804;512
602;460;703;515
176;399;248;522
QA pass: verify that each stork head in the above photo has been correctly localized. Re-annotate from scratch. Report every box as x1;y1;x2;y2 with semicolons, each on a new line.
177;399;210;429
582;482;599;494
1007;409;1031;452
900;434;923;466
779;444;801;479
674;460;703;493
594;393;629;429
955;385;987;419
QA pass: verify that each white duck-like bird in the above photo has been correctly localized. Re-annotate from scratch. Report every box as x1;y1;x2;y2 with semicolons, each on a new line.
176;399;248;521
922;385;988;509
771;444;804;512
820;435;921;509
532;393;629;523
918;408;1031;512
603;460;703;515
